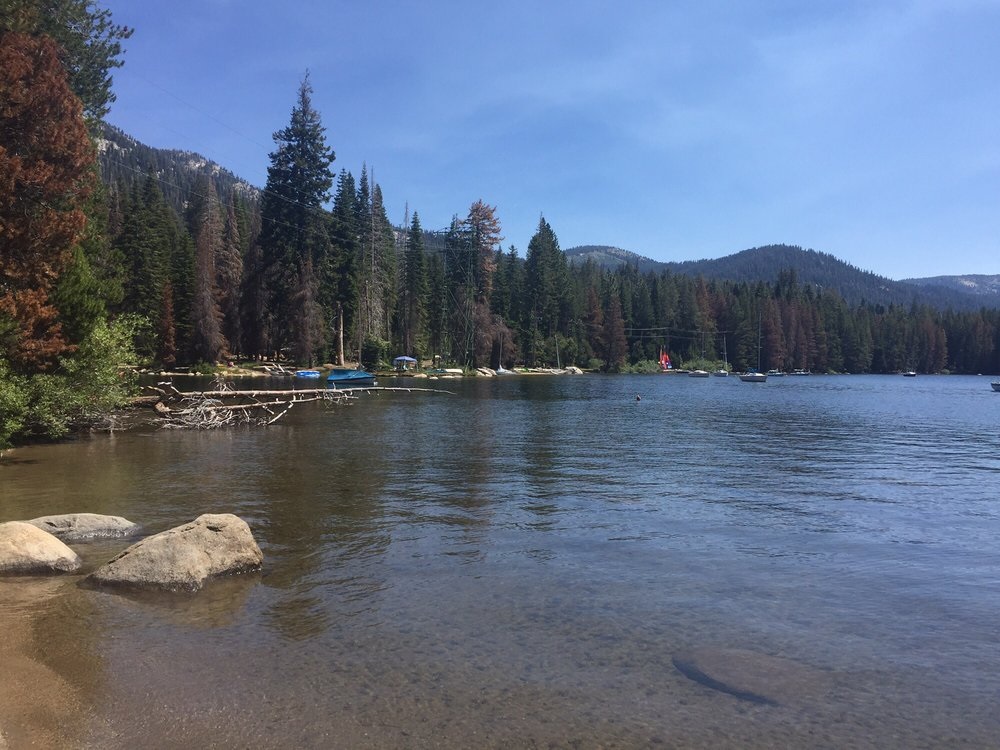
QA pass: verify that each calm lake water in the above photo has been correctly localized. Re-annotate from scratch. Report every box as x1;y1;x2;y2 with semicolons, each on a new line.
2;373;1000;748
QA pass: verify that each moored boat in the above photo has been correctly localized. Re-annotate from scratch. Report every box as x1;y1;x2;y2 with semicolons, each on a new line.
295;369;321;379
326;368;376;388
766;369;784;377
742;317;767;382
688;369;710;378
992;381;1000;392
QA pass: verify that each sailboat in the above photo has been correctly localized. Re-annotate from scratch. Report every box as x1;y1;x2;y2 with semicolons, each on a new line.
740;316;767;382
713;335;729;377
659;349;672;372
495;330;515;375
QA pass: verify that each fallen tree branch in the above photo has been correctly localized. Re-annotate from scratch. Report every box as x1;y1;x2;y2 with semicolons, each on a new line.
149;384;453;429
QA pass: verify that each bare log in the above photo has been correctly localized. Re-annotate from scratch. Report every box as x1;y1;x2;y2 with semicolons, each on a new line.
150;385;452;430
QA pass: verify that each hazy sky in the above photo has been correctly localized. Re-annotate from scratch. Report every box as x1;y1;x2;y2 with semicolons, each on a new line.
100;0;999;280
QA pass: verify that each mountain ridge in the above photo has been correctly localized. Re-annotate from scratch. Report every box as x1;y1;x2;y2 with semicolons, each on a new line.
566;244;998;312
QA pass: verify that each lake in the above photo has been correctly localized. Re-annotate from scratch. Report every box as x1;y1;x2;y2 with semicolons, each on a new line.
2;373;1000;748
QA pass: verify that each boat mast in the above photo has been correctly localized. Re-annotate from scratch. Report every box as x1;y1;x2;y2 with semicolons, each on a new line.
756;314;762;371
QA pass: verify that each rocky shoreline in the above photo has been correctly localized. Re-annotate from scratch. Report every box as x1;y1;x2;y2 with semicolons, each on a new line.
0;512;264;745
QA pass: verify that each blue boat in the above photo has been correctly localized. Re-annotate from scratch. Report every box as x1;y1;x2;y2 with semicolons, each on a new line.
295;369;321;379
326;368;376;388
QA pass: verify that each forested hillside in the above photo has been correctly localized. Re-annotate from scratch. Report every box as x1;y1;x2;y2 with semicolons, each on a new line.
568;244;995;312
3;0;1000;449
98;123;257;216
901;273;1000;303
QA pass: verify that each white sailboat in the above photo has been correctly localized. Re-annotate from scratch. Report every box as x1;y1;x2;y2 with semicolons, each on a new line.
713;335;729;377
740;316;767;382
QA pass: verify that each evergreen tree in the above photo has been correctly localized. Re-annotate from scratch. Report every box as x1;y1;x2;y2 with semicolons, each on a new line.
239;237;268;359
464;201;502;367
425;251;448;364
400;212;429;357
371;183;397;340
258;74;334;361
186;175;227;363
217;192;244;356
524;216;570;364
0;31;95;371
601;295;628;372
327;169;358;364
1;0;132;123
157;279;176;368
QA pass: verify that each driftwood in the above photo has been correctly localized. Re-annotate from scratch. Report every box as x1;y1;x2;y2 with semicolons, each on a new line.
146;377;452;430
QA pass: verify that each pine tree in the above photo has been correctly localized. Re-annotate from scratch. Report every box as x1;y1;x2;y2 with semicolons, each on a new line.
258;74;334;361
157;279;176;368
239;237;268;359
0;31;95;371
327;170;358;364
216;192;244;356
1;0;132;123
426;251;448;364
400;212;429;357
585;285;605;364
465;200;502;304
524;216;570;364
186;175;227;363
601;295;628;372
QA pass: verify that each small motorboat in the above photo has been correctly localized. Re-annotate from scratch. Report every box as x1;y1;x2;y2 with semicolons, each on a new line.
688;369;710;378
740;370;767;383
766;369;785;377
295;370;321;379
903;371;917;377
991;381;1000;392
326;368;376;388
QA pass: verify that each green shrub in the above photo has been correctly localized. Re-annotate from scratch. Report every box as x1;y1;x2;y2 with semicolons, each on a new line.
623;359;662;374
0;315;142;448
360;335;390;370
0;360;29;449
190;361;218;376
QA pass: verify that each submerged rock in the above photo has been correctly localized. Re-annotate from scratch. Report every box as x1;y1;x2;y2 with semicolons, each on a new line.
0;521;81;575
673;648;829;707
87;513;262;592
24;513;139;542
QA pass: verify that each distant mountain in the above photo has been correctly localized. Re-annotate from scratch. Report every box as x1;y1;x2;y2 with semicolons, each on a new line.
900;274;1000;303
97;123;258;215
566;244;995;311
563;245;665;273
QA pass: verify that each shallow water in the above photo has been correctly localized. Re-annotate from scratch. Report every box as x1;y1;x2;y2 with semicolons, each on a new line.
2;373;1000;748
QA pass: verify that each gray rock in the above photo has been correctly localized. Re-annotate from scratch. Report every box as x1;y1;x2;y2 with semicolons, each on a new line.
24;513;139;541
0;521;82;575
87;513;263;592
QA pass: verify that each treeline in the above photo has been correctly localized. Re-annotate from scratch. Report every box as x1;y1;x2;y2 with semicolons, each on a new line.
98;142;1000;375
94;96;1000;375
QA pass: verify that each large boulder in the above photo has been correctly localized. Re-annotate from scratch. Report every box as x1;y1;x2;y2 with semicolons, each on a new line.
24;513;139;542
0;522;81;575
87;513;263;592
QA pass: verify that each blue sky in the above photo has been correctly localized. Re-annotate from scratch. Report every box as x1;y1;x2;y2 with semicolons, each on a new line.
100;0;999;280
